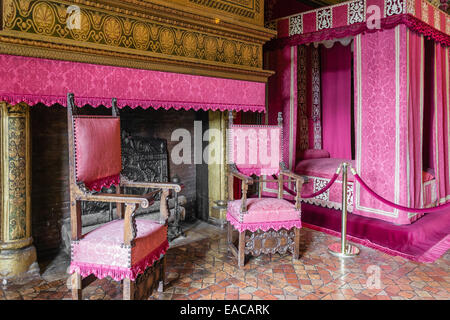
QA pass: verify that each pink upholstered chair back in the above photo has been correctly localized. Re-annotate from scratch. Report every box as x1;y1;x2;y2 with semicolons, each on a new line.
228;124;282;176
73;116;122;191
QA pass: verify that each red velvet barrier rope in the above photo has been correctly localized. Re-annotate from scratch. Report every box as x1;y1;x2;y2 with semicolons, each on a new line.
300;172;340;199
352;172;450;213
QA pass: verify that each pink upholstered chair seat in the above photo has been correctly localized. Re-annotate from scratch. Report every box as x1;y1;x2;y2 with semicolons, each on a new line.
227;198;302;232
70;219;168;281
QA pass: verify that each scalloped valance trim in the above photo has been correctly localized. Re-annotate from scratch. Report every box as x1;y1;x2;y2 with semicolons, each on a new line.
0;93;265;113
266;14;450;50
0;53;266;113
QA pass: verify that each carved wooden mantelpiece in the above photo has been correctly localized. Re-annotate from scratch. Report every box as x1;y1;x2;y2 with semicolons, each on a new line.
0;0;275;82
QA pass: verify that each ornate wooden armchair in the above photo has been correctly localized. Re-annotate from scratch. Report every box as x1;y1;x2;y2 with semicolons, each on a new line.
66;93;181;300
227;112;305;268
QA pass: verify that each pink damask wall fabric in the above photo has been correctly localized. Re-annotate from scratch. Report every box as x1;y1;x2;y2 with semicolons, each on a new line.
0;54;266;112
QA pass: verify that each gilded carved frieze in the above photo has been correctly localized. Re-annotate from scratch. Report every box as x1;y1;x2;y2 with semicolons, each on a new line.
0;0;275;81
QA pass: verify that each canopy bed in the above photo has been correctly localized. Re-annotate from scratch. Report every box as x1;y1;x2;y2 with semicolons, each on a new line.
264;0;450;262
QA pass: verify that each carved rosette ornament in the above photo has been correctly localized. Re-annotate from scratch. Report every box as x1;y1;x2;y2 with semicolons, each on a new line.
32;2;56;34
70;11;91;41
103;16;123;46
160;28;176;55
224;41;237;64
133;23;151;50
183;33;198;58
204;36;218;60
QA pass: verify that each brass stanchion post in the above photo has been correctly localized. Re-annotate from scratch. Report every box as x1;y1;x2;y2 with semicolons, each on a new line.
328;162;360;258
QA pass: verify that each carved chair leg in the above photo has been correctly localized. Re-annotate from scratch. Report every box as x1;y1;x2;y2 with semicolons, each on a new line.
158;255;166;293
238;231;246;268
227;222;233;247
71;272;82;300
293;227;301;260
123;278;135;300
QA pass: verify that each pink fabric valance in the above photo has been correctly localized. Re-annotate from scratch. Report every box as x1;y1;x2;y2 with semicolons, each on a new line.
266;0;449;49
0;54;266;113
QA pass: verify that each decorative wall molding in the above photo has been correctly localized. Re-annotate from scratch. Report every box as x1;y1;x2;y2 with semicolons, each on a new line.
187;0;262;23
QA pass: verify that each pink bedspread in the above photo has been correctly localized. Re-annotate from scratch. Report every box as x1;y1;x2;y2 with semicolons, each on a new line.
295;158;355;182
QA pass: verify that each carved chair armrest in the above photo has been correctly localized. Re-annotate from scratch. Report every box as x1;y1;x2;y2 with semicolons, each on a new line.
279;170;306;184
228;164;252;213
76;192;158;209
120;179;182;225
279;169;305;210
228;164;253;185
75;192;159;247
120;179;183;193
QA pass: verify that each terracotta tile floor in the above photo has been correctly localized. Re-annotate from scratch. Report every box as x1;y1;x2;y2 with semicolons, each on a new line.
1;221;449;300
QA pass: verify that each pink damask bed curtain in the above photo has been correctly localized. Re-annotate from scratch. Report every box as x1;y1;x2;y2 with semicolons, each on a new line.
321;42;352;160
407;28;425;210
354;25;425;225
432;42;450;205
355;24;448;225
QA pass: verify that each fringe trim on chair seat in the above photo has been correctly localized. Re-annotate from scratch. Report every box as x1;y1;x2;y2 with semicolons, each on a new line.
69;240;169;281
227;212;302;232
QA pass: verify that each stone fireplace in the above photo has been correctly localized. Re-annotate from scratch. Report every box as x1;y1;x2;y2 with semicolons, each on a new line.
29;103;229;259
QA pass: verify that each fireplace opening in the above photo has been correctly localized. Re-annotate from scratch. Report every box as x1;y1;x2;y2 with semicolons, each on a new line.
30;103;210;260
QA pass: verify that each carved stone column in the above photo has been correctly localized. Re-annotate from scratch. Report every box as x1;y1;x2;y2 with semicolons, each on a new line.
0;102;39;281
207;111;227;226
